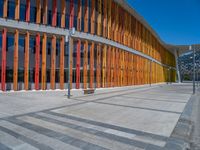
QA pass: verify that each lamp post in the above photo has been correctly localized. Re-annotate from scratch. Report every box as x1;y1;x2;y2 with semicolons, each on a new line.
149;60;152;86
190;45;196;94
66;28;75;99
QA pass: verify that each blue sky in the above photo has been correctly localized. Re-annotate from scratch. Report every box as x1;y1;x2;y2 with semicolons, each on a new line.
126;0;200;45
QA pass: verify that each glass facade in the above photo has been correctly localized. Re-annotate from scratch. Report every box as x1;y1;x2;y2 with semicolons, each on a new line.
0;0;3;17
7;0;15;19
18;34;25;83
0;33;2;83
29;36;35;85
6;34;14;84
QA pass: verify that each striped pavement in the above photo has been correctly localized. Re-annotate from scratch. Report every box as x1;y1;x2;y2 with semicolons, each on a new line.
0;110;167;150
0;84;192;150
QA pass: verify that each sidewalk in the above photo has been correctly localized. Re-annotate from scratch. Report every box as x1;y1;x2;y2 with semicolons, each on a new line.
0;83;193;150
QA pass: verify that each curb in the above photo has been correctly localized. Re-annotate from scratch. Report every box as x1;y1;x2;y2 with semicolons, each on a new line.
164;94;196;150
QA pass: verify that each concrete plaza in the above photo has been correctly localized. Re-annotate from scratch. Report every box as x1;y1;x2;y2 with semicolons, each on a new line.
0;83;194;150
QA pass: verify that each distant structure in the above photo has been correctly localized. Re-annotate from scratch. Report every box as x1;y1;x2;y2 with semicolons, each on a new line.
178;50;200;81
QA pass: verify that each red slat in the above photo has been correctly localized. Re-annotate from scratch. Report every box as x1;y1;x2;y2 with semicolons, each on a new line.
35;34;40;90
1;28;7;91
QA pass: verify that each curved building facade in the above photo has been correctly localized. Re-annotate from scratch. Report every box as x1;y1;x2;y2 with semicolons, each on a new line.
0;0;176;91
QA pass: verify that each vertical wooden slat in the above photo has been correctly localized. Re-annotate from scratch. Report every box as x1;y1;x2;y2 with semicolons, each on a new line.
132;54;134;85
107;0;111;39
107;46;111;87
90;0;95;34
42;0;48;24
76;40;81;89
3;0;8;18
103;0;107;38
50;35;56;90
52;0;57;27
36;0;41;24
97;0;102;36
24;31;30;90
60;37;65;89
96;44;101;88
61;0;66;28
13;30;19;91
41;33;47;90
90;42;94;88
111;47;115;87
119;50;122;86
35;33;40;90
69;0;74;28
114;3;119;42
84;0;89;33
102;45;107;88
83;41;88;89
15;0;20;20
1;28;7;91
116;49;119;86
26;0;30;22
77;0;82;31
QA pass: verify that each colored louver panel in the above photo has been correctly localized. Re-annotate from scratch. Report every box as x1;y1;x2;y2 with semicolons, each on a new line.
24;31;30;90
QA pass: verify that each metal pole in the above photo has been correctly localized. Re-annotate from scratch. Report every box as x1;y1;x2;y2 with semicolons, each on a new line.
68;36;71;98
191;45;196;94
65;35;71;99
175;50;181;83
150;60;152;86
197;65;199;87
67;28;75;98
169;67;172;84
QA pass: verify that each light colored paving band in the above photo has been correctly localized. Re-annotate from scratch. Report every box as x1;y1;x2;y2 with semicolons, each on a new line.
46;111;168;141
0;120;80;150
0;130;38;150
0;142;11;150
36;112;166;147
5;118;108;150
18;115;143;150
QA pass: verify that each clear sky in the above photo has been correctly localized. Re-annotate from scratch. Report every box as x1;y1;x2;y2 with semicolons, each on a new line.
126;0;200;45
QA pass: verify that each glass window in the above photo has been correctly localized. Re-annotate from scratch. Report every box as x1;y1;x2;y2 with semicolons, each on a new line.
0;33;2;83
30;0;36;23
57;12;61;27
6;34;14;83
55;39;60;83
0;0;3;17
8;0;15;19
20;2;26;21
65;0;70;29
74;0;78;30
64;42;68;82
80;42;84;83
29;36;35;84
81;0;85;32
18;34;25;83
65;15;70;29
48;10;52;26
46;38;51;83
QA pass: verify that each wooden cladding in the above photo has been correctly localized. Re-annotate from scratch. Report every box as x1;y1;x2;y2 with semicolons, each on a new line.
50;35;56;90
41;33;47;90
24;31;30;90
35;33;40;90
13;30;19;91
1;28;7;91
0;0;177;91
15;0;20;20
60;36;65;89
52;0;57;27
